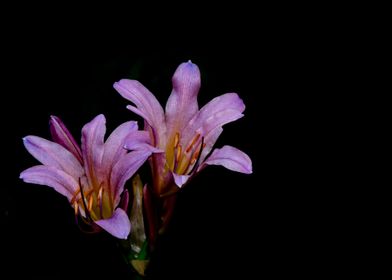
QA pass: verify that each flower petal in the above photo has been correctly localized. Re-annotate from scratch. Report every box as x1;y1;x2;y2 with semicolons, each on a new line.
102;120;138;172
172;172;190;188
124;130;163;153
20;165;79;201
202;145;252;174
81;114;106;187
23;136;84;179
113;79;165;141
95;208;131;239
110;150;151;207
165;61;201;138
189;93;245;137
49;115;83;163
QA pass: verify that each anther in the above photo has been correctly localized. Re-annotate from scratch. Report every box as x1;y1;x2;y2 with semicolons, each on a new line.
98;186;103;201
174;132;180;148
78;178;92;221
88;195;94;212
186;133;200;153
98;186;104;218
74;201;79;216
187;137;205;175
176;145;182;163
71;189;80;205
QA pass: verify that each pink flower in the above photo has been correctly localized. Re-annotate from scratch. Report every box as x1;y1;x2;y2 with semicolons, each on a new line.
20;115;152;239
114;61;252;196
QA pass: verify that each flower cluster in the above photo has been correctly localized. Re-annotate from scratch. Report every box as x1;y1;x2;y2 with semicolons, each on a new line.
20;61;252;276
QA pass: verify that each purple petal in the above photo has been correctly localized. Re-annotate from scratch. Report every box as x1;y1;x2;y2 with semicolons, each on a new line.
165;61;201;138
20;165;79;201
81;114;106;187
179;93;245;160
172;172;190;188
102;121;138;172
189;93;245;136
23;136;84;179
202;145;252;174
95;208;131;239
49;115;83;163
110;150;151;207
113;79;165;139
124;130;163;153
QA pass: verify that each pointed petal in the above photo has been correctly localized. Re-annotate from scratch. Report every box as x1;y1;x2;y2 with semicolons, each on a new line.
113;79;165;139
172;172;190;188
110;150;151;207
95;208;131;239
23;136;84;179
165;61;201;137
20;165;79;201
202;145;252;174
49;115;83;163
102;120;138;172
124;130;163;153
189;93;245;137
81;114;106;187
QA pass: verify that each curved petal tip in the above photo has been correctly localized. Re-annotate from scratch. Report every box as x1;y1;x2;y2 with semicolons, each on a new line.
172;172;190;188
95;208;131;239
204;145;252;174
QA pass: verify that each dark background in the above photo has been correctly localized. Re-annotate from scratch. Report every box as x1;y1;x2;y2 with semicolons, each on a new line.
1;7;346;279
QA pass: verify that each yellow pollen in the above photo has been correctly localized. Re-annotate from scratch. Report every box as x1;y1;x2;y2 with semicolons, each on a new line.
186;133;200;153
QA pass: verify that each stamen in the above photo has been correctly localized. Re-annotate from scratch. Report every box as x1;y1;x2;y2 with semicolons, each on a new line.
78;178;92;221
174;132;180;148
88;194;94;212
98;186;104;218
176;144;182;163
187;137;204;175
186;133;200;153
70;189;81;205
74;201;79;216
191;146;202;162
98;186;103;201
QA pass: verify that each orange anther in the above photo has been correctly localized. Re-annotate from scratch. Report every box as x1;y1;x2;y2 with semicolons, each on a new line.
176;145;182;163
88;195;94;212
186;133;200;153
174;132;180;148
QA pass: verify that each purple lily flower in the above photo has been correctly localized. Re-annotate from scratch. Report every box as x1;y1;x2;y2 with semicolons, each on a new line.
114;61;252;196
20;114;152;239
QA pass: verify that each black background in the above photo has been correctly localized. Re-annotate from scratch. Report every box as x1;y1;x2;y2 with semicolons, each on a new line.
1;6;346;279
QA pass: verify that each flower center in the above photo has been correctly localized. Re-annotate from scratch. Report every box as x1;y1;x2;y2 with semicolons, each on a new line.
170;132;205;175
71;178;107;222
